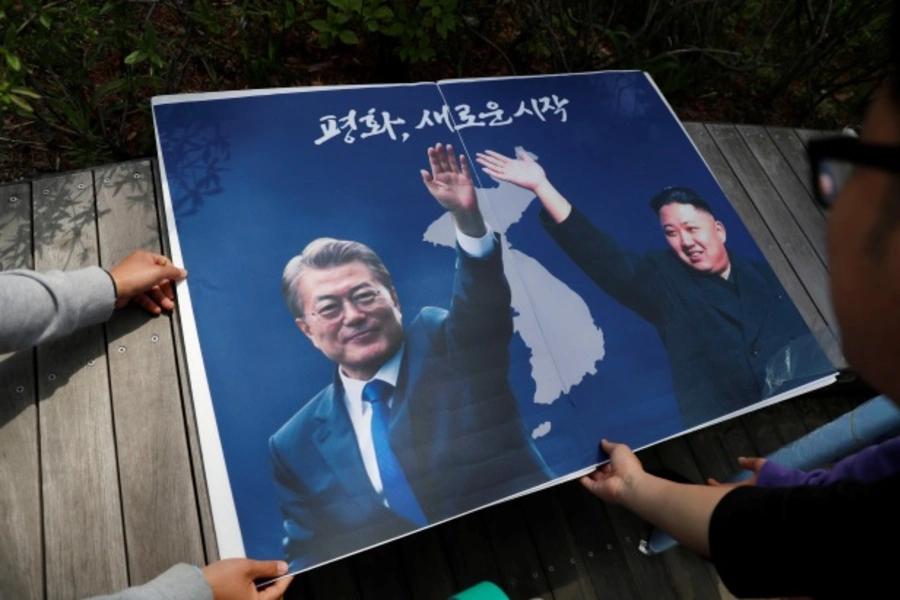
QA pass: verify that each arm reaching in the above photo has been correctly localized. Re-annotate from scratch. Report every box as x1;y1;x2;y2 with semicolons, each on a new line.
421;143;486;238
87;560;292;600
202;559;293;600
707;456;765;488
581;439;731;556
0;250;187;353
476;149;572;224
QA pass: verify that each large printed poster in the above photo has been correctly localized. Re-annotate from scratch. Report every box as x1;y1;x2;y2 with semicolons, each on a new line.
152;71;836;574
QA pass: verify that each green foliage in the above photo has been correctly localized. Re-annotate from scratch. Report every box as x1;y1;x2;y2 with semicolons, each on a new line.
305;0;458;63
0;0;891;178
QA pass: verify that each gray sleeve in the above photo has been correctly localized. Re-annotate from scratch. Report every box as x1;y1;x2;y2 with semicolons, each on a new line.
0;267;116;354
86;564;213;600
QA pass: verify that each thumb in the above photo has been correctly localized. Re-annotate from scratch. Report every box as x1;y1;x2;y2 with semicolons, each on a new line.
737;457;766;473
580;475;599;493
244;559;289;580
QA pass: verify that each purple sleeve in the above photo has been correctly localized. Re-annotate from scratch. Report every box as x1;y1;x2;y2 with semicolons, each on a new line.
817;435;900;484
757;435;900;487
756;460;826;487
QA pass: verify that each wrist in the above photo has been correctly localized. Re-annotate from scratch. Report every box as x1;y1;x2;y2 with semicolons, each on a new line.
617;469;653;507
103;268;120;304
533;180;555;196
451;208;487;238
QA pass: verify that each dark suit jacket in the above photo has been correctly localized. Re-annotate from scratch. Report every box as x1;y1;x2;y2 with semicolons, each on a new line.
269;240;550;570
542;208;831;427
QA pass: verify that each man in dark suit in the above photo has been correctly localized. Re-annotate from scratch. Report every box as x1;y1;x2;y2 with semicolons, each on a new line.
270;143;550;571
476;149;832;427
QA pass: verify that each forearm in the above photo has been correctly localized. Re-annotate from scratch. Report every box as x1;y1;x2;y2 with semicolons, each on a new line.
533;180;572;224
621;474;731;556
0;267;115;353
85;564;211;600
450;207;487;238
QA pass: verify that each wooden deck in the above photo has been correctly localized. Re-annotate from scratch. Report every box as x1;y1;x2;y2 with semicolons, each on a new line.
0;123;870;600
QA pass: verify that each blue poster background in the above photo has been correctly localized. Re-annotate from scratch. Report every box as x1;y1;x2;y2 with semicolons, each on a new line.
153;72;807;563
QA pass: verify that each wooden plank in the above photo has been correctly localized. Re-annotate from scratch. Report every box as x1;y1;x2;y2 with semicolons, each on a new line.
0;181;42;600
745;128;855;443
32;170;129;598
603;448;679;600
644;447;725;600
94;161;206;583
150;158;219;561
482;500;554;600
353;542;414;600
683;123;844;369
710;418;758;474
439;511;504;592
304;559;362;600
735;125;828;266
520;486;596;600
791;393;840;433
685;425;740;485
554;480;640;600
396;527;457;600
738;409;786;457
282;571;311;600
706;123;836;333
765;128;816;200
766;401;810;445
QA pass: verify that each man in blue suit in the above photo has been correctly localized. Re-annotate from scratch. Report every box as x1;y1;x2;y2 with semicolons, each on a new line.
477;149;833;427
270;143;550;571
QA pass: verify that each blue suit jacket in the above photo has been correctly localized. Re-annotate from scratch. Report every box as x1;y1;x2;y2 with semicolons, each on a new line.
542;208;832;427
269;240;550;570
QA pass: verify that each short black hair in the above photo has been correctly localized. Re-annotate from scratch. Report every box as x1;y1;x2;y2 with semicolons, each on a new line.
649;187;715;217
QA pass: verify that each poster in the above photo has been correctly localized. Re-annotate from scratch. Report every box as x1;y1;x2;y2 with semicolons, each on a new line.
152;71;836;574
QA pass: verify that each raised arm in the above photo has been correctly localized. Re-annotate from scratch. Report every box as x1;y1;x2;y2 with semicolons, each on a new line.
476;149;572;223
421;143;486;238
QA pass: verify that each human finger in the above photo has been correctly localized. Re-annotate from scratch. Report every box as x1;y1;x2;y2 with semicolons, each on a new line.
134;292;162;315
258;575;294;600
484;150;510;162
446;144;460;174
427;146;443;176
146;285;174;311
436;143;452;173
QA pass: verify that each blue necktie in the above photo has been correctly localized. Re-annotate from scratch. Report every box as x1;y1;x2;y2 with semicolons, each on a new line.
362;379;428;527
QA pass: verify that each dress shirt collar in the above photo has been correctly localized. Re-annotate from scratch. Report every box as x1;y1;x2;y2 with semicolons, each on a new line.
340;344;404;413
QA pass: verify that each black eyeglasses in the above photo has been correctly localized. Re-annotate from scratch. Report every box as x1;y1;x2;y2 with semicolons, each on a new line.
807;136;900;208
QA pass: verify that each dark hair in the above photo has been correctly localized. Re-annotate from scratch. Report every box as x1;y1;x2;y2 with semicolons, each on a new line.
282;238;393;319
649;187;715;217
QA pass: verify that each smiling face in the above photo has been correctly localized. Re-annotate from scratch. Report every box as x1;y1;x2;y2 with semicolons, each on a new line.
658;202;730;276
294;261;404;381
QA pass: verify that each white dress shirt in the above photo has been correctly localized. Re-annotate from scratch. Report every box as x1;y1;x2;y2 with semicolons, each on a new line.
338;225;495;501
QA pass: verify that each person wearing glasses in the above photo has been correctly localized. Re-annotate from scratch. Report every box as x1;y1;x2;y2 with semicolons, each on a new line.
475;152;829;428
269;143;550;571
576;12;900;597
